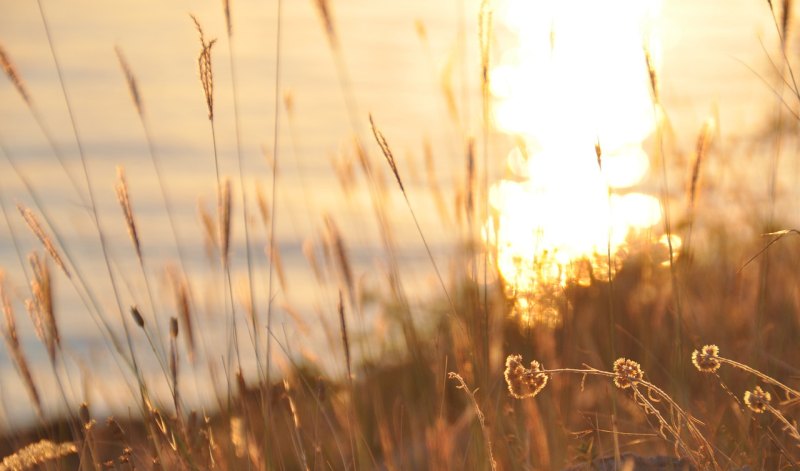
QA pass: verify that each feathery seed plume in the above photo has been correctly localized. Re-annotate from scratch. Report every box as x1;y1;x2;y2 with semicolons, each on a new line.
191;15;217;120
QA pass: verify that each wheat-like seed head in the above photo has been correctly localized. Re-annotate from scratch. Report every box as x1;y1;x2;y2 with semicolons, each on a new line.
28;253;59;362
223;0;232;36
114;46;142;117
17;205;70;278
643;46;659;102
116;166;142;262
313;0;338;46
0;44;30;105
369;115;405;194
167;266;194;361
218;178;232;266
191;15;217;120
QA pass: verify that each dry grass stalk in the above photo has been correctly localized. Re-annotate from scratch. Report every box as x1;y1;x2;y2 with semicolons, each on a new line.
313;0;337;46
338;291;351;380
198;199;219;258
479;0;492;94
782;0;793;50
114;46;142;117
0;272;42;418
595;139;603;170
0;44;30;105
466;139;475;225
191;15;217;120
369;114;405;193
169;316;180;416
223;0;232;36
17;204;70;278
0;439;77;471
644;46;659;102
167;266;195;362
116;166;142;262
255;182;270;226
265;244;287;293
283;378;311;471
324;216;353;295
27;253;59;362
689;119;714;206
302;237;324;283
218;178;232;266
448;372;497;471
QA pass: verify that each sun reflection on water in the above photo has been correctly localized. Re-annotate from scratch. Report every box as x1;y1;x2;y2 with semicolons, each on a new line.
485;0;677;327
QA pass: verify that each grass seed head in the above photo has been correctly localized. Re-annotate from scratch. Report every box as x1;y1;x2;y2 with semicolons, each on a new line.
504;354;549;399
130;305;145;329
0;43;30;104
191;15;216;120
613;358;643;389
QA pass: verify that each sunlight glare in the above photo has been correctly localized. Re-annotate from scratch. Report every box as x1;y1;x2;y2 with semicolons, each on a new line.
486;0;676;327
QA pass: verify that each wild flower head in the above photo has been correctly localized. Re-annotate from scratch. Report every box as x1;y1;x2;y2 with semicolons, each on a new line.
744;385;771;414
691;344;721;373
504;354;549;399
613;358;643;389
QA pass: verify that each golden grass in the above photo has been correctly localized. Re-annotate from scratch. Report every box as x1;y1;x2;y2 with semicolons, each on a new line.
0;439;77;471
1;1;799;470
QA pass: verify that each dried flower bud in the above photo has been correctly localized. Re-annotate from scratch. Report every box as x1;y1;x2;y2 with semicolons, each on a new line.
691;344;721;373
613;358;643;389
504;354;549;399
744;385;771;414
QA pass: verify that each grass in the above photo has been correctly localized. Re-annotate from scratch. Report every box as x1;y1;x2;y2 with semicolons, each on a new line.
0;0;800;470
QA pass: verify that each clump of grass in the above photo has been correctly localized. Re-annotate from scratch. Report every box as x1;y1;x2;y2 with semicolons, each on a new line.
505;353;719;469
